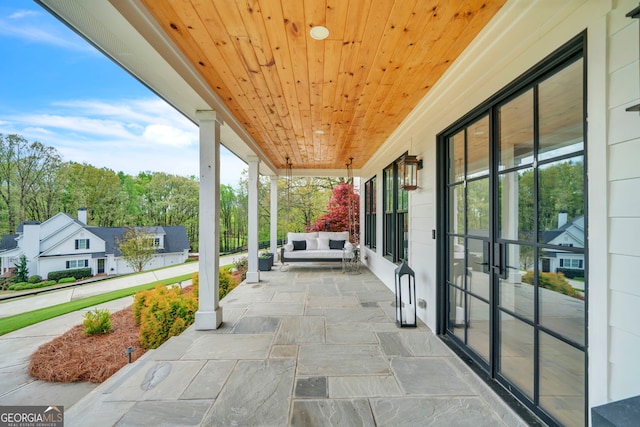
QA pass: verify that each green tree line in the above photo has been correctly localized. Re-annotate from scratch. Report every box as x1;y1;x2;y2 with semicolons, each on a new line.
0;134;351;252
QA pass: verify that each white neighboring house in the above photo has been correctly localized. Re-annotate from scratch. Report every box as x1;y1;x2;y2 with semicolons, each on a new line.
540;212;585;276
0;209;190;278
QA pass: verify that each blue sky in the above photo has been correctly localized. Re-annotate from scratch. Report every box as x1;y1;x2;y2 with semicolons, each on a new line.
0;1;246;186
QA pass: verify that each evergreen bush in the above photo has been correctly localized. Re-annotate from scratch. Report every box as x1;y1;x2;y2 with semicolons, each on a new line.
556;267;584;279
135;285;197;349
132;289;151;325
8;280;57;291
219;269;235;299
28;275;42;284
191;272;199;298
83;308;112;335
134;269;235;350
15;255;29;283
522;270;579;298
47;268;92;282
8;282;29;290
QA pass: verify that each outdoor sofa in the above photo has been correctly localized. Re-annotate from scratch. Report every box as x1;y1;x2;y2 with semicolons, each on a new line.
280;231;354;264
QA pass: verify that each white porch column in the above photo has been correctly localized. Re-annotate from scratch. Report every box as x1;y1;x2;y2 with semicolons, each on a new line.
270;176;279;260
195;110;223;330
246;156;261;283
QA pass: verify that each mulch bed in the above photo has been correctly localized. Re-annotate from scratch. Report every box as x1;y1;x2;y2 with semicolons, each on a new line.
29;306;146;383
27;282;232;384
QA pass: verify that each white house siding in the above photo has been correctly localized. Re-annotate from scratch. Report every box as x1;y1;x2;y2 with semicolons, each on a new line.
37;228;106;278
145;252;187;270
360;0;638;416
113;252;187;275
115;257;135;275
41;229;105;259
38;214;80;250
38;256;91;280
607;0;640;403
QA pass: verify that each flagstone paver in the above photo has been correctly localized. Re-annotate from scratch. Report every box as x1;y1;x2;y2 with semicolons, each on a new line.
63;264;529;426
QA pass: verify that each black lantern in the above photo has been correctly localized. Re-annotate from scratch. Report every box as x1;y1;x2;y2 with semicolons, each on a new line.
398;155;422;191
394;260;416;327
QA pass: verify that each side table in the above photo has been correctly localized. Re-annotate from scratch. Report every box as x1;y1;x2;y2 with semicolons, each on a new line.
342;246;361;274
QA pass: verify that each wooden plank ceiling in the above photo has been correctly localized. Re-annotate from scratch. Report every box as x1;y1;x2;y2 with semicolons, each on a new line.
139;0;507;171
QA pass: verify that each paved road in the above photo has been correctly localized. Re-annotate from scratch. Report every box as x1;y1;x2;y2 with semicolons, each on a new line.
0;253;245;318
0;263;197;318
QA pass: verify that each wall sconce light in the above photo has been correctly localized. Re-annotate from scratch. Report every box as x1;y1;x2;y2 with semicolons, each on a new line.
625;4;639;113
398;154;423;191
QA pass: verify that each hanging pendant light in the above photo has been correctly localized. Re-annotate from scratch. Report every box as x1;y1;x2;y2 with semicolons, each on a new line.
346;158;357;244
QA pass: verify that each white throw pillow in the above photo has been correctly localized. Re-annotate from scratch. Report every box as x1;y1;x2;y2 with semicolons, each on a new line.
305;238;318;250
317;237;330;250
288;232;318;243
284;243;294;252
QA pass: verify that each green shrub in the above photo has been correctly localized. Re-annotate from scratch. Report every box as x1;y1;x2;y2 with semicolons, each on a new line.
47;268;92;282
83;308;112;335
8;282;28;290
522;270;580;298
191;269;238;302
135;285;197;349
556;267;584;279
9;280;57;291
15;255;29;283
168;317;186;337
28;275;42;284
191;273;199;298
132;288;152;325
219;269;235;300
58;277;76;284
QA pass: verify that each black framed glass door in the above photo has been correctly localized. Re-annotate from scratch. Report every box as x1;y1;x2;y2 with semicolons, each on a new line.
441;35;587;427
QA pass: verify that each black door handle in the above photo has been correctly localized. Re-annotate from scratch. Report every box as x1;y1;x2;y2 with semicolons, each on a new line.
493;242;508;280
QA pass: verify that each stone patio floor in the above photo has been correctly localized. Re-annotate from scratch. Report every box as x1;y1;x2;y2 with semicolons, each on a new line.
66;264;528;426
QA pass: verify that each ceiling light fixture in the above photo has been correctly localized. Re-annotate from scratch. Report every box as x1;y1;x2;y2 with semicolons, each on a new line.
314;130;325;135
310;25;329;40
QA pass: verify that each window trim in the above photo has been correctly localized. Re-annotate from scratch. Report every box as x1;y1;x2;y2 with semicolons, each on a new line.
66;259;89;269
364;176;377;250
75;238;90;250
382;153;410;263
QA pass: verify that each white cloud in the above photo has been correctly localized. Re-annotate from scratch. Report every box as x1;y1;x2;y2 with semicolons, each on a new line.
142;124;195;148
14;114;133;139
9;10;39;20
0;8;94;52
0;97;245;186
22;126;54;135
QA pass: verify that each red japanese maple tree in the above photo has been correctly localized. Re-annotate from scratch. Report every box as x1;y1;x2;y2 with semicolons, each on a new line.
307;182;360;242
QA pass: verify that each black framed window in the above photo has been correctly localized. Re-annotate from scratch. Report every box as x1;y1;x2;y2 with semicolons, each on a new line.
66;259;88;269
364;176;377;249
383;156;409;263
75;239;89;250
439;33;587;427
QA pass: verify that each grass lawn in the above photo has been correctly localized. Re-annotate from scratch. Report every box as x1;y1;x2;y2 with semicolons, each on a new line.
0;273;194;336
